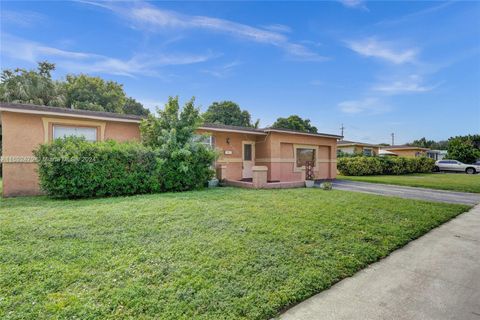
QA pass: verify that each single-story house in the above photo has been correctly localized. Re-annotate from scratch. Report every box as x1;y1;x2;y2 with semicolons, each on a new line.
1;103;342;196
380;145;430;157
197;123;341;184
0;103;142;196
337;140;380;156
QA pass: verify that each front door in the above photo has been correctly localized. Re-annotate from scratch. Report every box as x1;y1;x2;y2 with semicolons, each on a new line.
242;141;255;179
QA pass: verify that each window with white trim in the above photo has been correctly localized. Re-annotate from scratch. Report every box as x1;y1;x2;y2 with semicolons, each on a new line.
193;134;215;148
53;125;97;142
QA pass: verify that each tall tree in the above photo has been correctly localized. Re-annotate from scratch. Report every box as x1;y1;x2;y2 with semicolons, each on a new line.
0;61;66;106
123;97;150;116
140;96;216;191
408;137;448;149
203;101;257;127
1;61;149;116
141;96;202;147
271;115;318;133
446;135;480;163
64;74;126;113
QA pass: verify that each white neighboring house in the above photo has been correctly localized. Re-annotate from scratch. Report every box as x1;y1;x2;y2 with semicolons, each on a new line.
426;150;447;161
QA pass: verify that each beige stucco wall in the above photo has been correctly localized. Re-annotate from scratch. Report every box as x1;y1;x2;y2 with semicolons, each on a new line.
260;132;337;181
197;129;338;182
1;111;140;197
387;149;427;158
196;129;262;181
338;145;380;155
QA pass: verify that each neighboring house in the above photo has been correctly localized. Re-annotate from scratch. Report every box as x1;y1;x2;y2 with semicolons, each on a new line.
380;145;430;157
426;150;447;161
337;140;380;156
1;103;341;196
0;103;142;197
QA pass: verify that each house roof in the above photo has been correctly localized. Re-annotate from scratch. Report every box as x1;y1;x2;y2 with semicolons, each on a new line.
0;102;145;123
0;102;342;139
337;140;381;147
200;123;267;135
200;123;343;139
262;127;342;139
381;145;430;151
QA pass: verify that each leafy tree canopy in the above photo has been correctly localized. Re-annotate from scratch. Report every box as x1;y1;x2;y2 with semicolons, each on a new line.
140;96;202;148
140;96;217;190
0;61;66;107
446;135;480;164
123;97;150;116
203;101;258;127
271;115;318;133
0;61;150;116
407;137;448;150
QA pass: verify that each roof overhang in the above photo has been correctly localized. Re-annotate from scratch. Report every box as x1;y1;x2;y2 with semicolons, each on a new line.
263;128;342;139
198;126;267;135
382;147;429;151
0;106;142;123
379;150;398;155
338;143;381;148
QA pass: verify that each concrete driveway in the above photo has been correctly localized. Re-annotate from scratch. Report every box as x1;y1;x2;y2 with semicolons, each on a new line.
331;180;480;205
279;204;480;320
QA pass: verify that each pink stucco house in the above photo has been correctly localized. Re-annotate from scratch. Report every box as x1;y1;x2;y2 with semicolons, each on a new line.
1;103;341;196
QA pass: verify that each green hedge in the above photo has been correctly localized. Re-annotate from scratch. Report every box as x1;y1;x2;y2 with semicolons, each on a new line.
337;156;435;176
34;137;161;198
34;137;215;198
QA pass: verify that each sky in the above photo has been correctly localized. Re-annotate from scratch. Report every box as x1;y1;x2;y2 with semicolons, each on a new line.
1;0;479;144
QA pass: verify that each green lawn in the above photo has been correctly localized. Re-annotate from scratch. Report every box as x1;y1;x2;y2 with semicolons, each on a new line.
0;188;469;319
338;173;480;193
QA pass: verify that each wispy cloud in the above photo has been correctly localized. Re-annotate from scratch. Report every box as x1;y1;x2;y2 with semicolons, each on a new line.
338;0;369;11
375;2;454;27
373;74;436;94
346;38;417;64
338;97;391;114
0;10;46;27
80;1;327;61
1;33;214;77
262;24;292;33
202;61;241;78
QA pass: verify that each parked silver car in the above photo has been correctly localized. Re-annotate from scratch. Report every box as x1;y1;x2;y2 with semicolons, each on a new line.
434;160;480;174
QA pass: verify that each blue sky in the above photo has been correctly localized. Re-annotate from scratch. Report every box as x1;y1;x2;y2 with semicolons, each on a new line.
1;0;479;144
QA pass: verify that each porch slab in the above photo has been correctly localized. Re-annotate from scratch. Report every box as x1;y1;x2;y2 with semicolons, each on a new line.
222;179;305;189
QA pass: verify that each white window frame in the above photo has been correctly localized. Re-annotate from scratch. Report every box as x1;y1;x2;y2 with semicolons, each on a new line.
193;134;215;148
52;125;98;142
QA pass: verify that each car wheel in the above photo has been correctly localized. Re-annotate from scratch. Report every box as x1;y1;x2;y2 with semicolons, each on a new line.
433;166;440;172
465;167;476;174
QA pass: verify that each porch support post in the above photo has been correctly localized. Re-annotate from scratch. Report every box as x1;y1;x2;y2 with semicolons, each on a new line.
216;165;227;181
252;166;268;188
300;167;306;181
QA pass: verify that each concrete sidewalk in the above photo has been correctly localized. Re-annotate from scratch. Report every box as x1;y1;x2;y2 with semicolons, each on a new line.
331;180;480;205
279;204;480;320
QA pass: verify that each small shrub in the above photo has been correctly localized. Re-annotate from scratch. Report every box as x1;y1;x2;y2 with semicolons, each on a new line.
320;181;333;190
338;156;435;176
